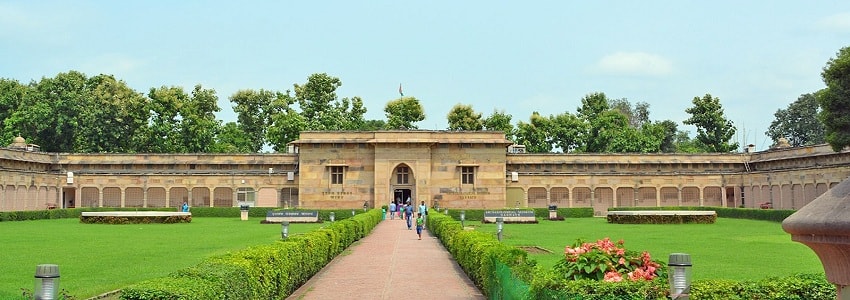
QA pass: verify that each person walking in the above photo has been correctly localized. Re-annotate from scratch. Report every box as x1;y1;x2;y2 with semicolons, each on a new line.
181;201;189;212
405;204;413;230
418;201;427;226
389;201;396;220
415;213;424;240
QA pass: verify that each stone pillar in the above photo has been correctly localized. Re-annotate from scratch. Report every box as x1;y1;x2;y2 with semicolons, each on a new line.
783;178;850;300
98;188;104;207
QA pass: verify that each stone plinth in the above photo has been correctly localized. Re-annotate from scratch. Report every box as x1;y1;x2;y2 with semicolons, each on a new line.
782;177;850;299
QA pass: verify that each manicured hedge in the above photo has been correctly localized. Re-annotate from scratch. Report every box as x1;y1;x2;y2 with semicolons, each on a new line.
606;213;716;224
607;206;795;223
0;207;371;222
441;207;594;222
426;210;536;298
80;215;191;224
119;208;383;300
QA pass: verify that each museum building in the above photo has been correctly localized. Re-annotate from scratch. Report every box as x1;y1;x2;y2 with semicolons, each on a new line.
1;131;849;216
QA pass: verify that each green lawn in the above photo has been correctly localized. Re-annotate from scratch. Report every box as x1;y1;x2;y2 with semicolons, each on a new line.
0;217;825;299
466;217;823;281
0;218;322;299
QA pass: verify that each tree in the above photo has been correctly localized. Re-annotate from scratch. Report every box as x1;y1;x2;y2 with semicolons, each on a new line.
212;122;252;153
483;110;515;140
817;46;850;151
0;78;31;145
515;112;552;153
576;92;632;152
609;98;650;128
657;120;679;153
230;89;280;152
75;74;149;153
548;112;584;152
447;104;483;131
766;93;825;147
385;96;425;129
5;71;89;152
180;84;221;153
683;93;738;152
142;86;188;153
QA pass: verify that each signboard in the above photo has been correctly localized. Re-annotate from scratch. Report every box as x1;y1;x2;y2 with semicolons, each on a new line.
483;210;537;223
265;210;319;223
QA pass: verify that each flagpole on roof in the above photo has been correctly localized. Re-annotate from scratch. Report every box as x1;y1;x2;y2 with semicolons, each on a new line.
399;83;404;97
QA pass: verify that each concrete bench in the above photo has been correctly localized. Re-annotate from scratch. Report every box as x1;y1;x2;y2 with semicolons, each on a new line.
80;211;192;224
606;210;716;224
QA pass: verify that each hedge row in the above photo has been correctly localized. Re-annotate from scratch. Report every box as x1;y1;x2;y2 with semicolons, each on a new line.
606;214;716;224
426;210;537;298
80;215;191;224
440;207;594;222
607;206;795;223
0;207;368;222
119;208;383;300
432;209;834;299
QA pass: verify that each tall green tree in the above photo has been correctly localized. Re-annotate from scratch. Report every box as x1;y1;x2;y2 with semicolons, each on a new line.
817;46;850;151
0;78;31;145
548;112;584;152
180;85;221;153
212;122;252;153
657;120;679;153
609;98;650;128
447;104;483;131
230;89;280;152
515;112;552;153
75;74;149;153
385;96;425;129
683;93;738;152
5;71;89;152
142;86;188;153
766;93;825;147
483;110;515;140
265;91;302;151
576;92;633;152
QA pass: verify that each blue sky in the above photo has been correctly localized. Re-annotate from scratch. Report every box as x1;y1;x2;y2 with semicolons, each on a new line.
2;1;849;151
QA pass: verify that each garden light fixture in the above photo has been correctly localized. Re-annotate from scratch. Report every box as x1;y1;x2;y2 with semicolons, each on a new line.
34;264;59;300
351;209;355;216
668;253;692;300
281;221;290;239
329;212;335;222
460;210;466;228
496;217;504;242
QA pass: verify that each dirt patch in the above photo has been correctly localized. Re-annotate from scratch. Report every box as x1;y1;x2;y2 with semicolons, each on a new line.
518;246;553;254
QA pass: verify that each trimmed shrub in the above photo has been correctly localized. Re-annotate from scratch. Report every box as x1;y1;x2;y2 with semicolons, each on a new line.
119;208;383;300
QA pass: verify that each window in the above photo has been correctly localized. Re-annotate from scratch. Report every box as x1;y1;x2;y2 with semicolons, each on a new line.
237;187;256;202
461;166;475;184
396;166;409;184
330;166;344;184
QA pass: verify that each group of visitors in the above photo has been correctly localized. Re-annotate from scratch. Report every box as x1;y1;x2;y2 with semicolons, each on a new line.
388;197;428;240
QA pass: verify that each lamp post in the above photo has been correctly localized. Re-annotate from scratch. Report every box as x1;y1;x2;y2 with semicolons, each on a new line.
363;201;368;212
351;209;355;216
460;210;466;228
668;253;692;300
444;208;448;215
496;217;504;242
34;264;59;300
329;212;335;222
281;221;290;239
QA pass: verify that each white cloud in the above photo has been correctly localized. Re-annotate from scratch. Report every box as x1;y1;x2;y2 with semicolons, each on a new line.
594;52;673;76
817;12;850;32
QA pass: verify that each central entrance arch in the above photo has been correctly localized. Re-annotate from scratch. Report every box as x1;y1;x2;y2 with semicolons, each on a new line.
390;163;415;205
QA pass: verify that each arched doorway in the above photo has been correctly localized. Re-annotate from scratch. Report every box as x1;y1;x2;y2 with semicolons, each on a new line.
390;163;415;206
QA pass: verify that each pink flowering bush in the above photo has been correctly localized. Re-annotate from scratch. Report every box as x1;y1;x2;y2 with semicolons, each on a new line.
553;238;666;282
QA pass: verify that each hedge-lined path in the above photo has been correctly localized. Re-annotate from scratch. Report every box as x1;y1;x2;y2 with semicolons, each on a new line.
287;217;485;300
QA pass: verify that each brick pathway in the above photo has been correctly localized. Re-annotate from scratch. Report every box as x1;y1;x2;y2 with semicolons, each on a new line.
287;216;485;300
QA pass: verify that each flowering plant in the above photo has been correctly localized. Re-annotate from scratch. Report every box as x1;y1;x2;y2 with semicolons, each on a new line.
553;237;665;282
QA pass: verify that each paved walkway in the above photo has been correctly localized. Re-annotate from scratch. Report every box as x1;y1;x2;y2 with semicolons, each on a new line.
287;216;485;300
